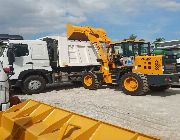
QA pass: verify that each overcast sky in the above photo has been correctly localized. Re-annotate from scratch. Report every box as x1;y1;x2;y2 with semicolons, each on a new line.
0;0;180;41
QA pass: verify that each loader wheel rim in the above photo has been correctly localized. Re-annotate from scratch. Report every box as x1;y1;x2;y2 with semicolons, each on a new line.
124;77;139;91
84;75;93;87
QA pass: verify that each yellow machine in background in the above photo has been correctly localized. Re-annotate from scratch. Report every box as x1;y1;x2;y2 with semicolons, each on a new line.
0;99;160;140
112;40;165;75
67;25;179;95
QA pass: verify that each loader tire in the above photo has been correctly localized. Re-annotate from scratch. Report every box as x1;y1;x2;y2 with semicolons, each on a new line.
149;85;170;92
22;75;46;94
82;72;100;90
119;73;149;96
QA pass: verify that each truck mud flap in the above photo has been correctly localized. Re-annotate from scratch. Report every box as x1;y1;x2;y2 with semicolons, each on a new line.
0;99;160;140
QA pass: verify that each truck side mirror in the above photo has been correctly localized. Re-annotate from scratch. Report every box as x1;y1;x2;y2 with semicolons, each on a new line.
7;48;15;65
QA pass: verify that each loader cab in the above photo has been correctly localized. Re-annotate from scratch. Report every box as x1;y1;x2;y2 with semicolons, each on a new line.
111;40;151;66
112;40;151;57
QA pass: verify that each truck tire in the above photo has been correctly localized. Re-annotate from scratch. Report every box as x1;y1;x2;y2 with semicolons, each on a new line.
149;85;170;92
22;75;46;94
82;72;100;90
119;73;149;96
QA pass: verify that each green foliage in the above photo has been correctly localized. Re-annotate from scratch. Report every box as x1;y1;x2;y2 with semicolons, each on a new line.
128;34;137;40
139;39;145;41
122;34;145;42
153;37;165;46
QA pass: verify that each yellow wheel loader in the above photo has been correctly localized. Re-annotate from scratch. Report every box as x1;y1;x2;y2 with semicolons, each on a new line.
67;24;179;95
111;40;179;94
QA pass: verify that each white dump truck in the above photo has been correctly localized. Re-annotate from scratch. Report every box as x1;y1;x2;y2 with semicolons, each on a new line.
0;36;100;94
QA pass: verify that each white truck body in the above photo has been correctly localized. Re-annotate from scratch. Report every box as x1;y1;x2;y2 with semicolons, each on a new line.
0;62;10;110
40;36;99;67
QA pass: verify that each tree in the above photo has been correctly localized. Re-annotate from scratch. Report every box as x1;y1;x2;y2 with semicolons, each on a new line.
123;34;138;41
128;34;137;40
153;37;165;46
139;39;145;41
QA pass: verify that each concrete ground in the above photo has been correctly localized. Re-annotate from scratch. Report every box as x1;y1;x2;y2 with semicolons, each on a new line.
14;84;180;140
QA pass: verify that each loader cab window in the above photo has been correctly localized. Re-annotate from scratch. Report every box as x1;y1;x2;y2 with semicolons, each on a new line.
139;43;150;55
122;43;134;57
112;42;150;57
112;43;135;57
114;45;123;55
13;44;29;57
133;43;139;55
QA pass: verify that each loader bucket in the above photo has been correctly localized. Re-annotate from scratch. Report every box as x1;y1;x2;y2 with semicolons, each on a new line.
0;99;160;140
67;24;107;42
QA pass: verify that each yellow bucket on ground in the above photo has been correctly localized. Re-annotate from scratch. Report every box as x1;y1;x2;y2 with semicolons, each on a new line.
0;99;160;140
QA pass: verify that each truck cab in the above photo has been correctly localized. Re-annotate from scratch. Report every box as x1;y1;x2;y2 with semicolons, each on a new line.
0;62;10;111
0;40;52;94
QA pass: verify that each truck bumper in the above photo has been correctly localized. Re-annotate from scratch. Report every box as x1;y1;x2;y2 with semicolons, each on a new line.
1;102;10;111
147;74;179;86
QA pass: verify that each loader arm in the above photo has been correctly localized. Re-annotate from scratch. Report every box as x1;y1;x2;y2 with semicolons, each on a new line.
67;24;114;83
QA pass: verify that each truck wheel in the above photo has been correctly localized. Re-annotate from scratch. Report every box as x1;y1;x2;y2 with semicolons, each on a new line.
82;72;99;90
119;73;149;96
22;75;46;94
149;85;170;92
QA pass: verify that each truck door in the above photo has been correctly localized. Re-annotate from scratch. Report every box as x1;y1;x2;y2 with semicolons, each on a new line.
31;43;50;68
12;44;32;77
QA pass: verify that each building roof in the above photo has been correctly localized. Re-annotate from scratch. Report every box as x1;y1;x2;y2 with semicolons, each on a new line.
158;40;180;48
0;34;23;41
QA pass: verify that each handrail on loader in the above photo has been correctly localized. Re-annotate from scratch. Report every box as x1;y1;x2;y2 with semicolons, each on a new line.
66;24;114;83
0;99;160;140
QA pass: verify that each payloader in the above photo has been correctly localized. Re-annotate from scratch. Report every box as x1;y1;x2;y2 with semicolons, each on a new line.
111;40;179;92
67;24;180;95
